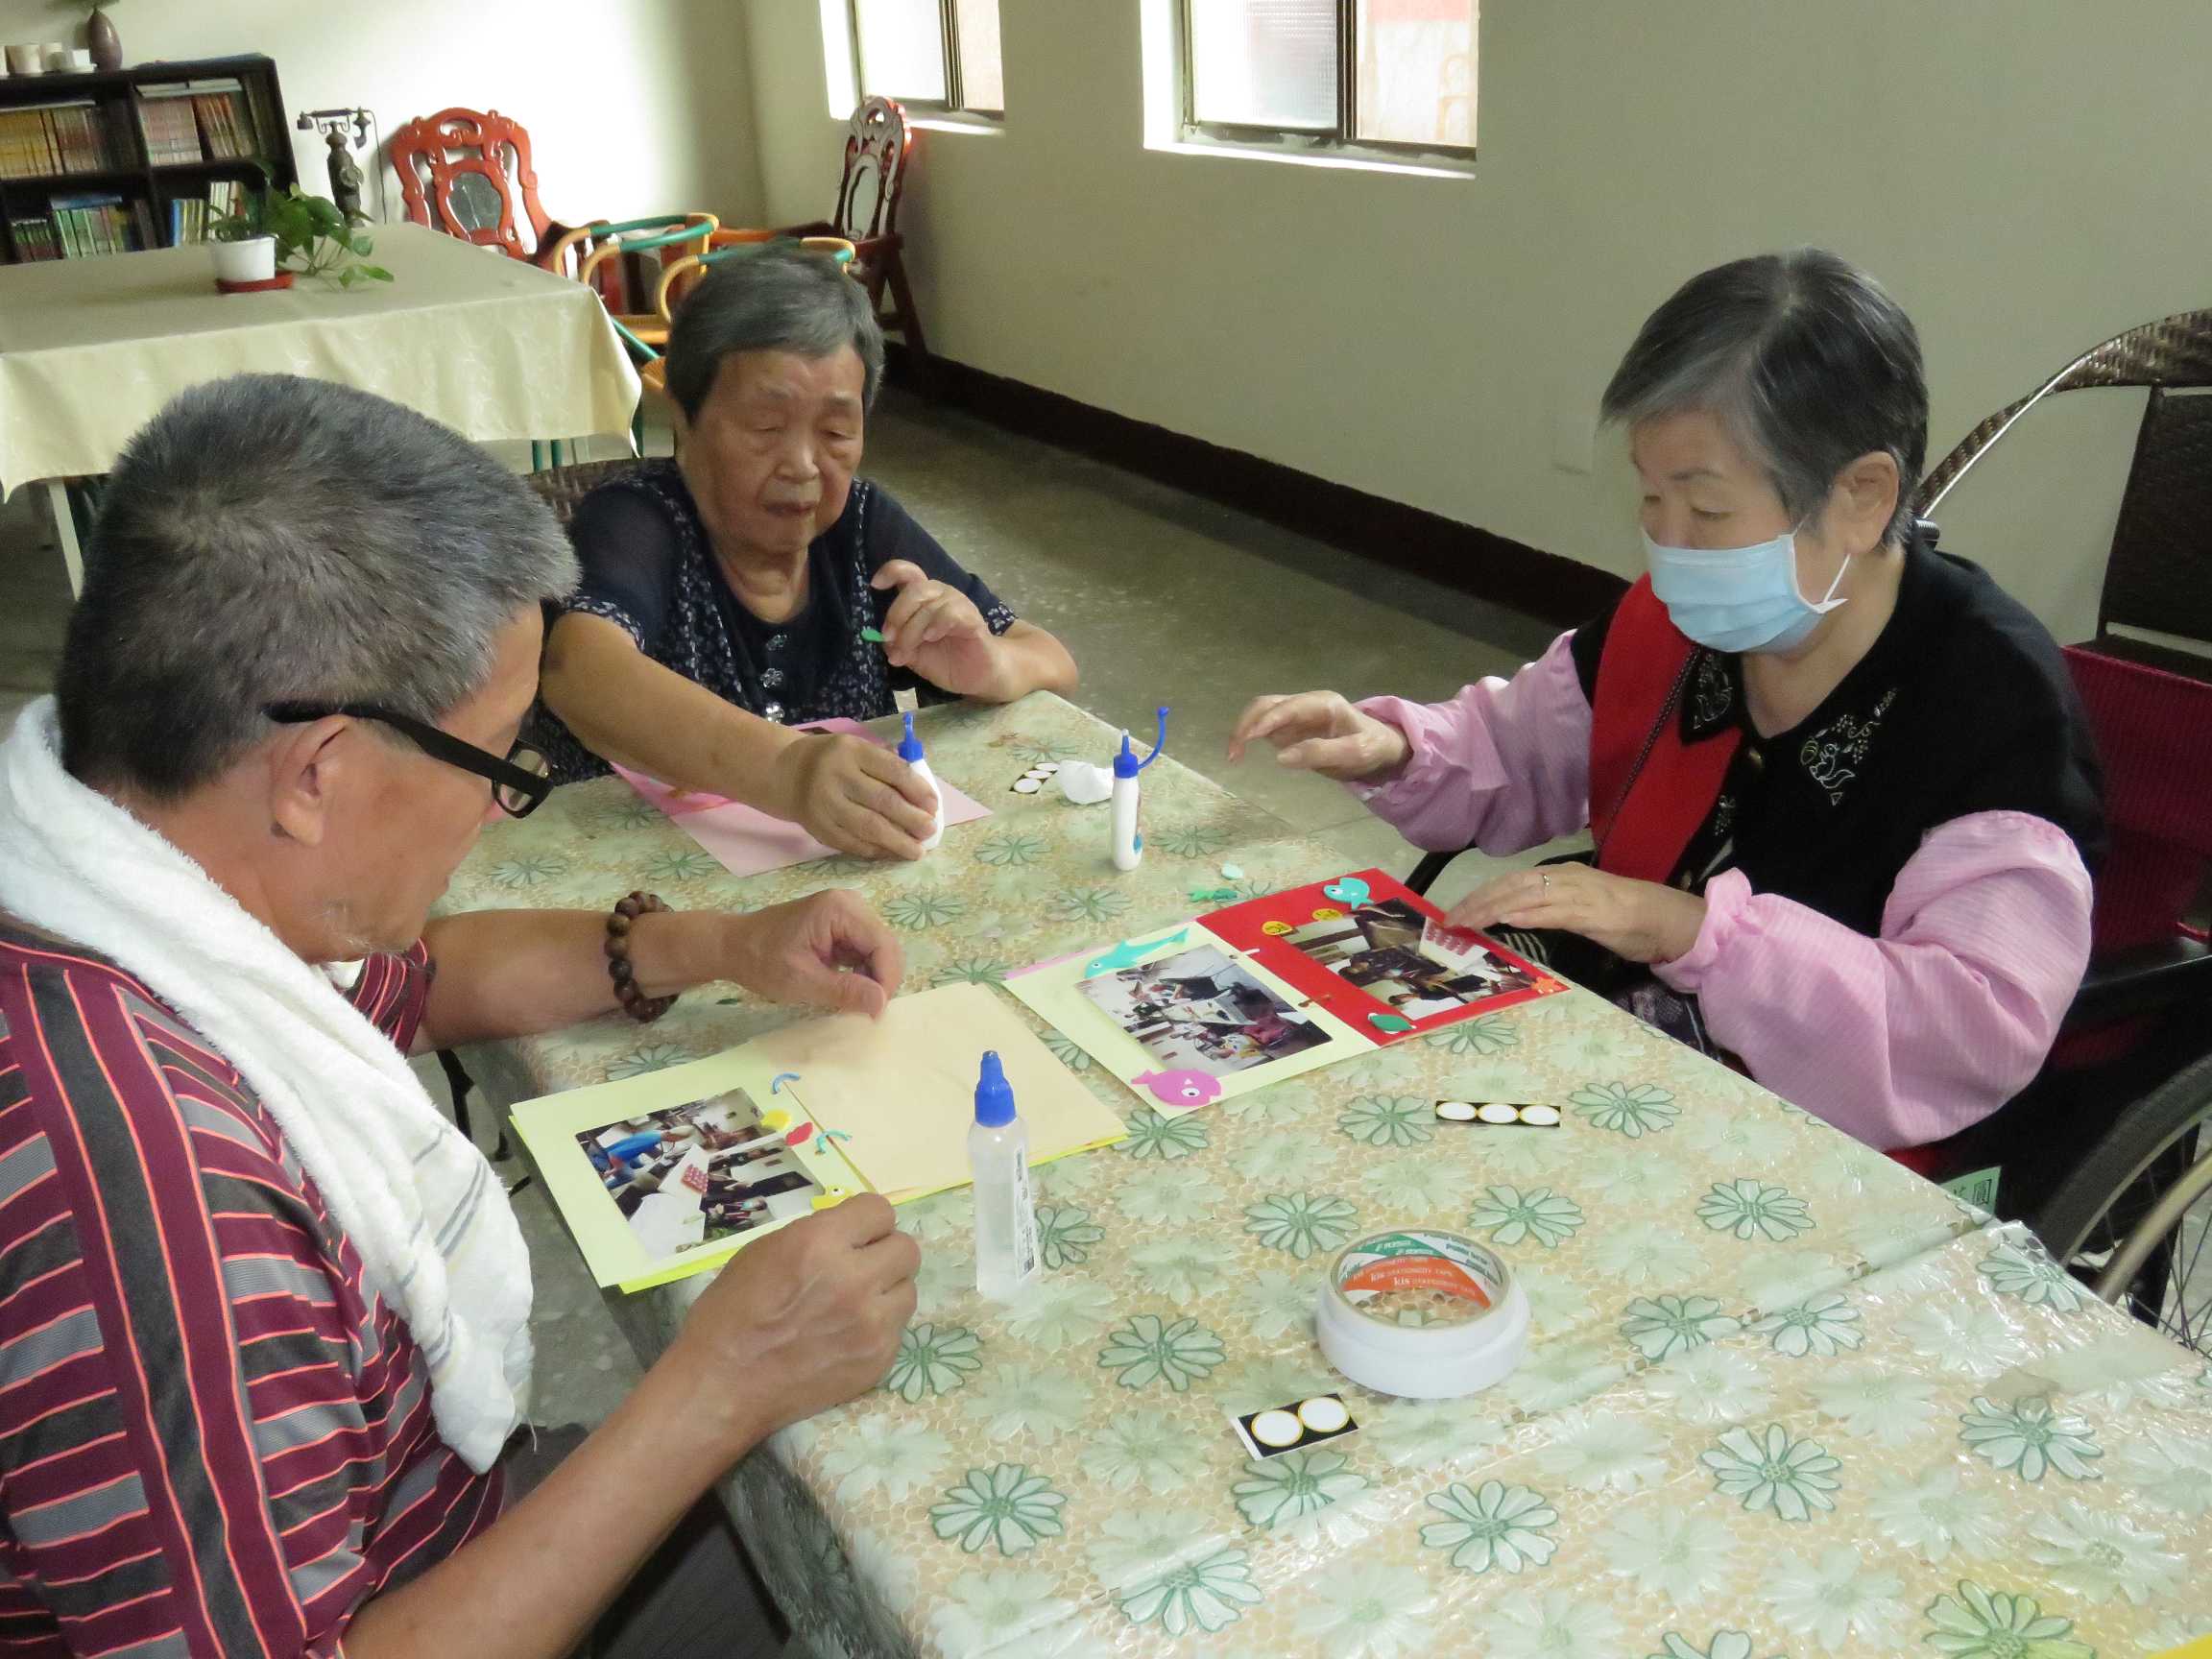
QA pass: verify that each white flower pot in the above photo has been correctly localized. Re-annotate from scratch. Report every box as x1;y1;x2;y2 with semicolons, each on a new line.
211;235;276;283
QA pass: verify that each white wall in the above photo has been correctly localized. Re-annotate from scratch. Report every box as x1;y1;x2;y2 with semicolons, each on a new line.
740;0;2212;641
0;0;765;232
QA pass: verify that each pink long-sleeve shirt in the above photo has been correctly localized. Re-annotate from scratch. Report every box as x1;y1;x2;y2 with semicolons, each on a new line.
1351;634;2094;1151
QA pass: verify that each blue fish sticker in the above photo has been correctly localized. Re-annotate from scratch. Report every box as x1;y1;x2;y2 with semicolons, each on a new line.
1083;928;1190;977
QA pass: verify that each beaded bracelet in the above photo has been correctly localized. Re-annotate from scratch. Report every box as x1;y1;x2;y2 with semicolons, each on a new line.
606;891;679;1023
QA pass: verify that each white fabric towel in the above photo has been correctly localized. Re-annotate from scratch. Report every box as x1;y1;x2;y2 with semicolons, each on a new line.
0;700;531;1471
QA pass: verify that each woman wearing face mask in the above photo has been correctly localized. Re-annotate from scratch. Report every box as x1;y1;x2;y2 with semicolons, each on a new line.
1229;250;2103;1153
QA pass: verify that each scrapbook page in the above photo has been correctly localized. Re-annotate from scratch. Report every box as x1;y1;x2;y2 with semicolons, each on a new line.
1003;870;1562;1112
513;983;1126;1290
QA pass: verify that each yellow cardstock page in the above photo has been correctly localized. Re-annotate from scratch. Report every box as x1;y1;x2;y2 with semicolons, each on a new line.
512;982;1127;1292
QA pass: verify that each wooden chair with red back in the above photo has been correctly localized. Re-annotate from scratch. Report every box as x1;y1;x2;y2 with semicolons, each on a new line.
771;97;930;385
390;107;577;265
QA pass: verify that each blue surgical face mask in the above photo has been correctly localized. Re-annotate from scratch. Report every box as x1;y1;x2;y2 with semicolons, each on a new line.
1642;528;1848;655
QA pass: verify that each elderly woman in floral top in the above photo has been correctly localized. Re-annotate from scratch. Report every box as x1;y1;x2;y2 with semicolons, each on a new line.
539;245;1077;859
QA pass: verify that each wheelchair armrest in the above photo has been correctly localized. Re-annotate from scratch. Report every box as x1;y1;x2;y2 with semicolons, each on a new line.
2062;936;2212;1027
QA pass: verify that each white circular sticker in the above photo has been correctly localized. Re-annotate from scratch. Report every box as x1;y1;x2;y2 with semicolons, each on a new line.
1296;1396;1350;1433
1519;1103;1561;1125
1435;1100;1478;1121
1476;1102;1520;1124
1250;1409;1302;1448
1013;779;1042;794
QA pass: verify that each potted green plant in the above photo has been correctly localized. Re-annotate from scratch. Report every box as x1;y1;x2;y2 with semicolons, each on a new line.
209;196;276;283
211;186;393;289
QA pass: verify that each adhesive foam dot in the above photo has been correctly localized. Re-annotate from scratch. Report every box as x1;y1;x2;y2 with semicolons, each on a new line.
1250;1409;1302;1448
1296;1396;1350;1433
1476;1102;1520;1124
1435;1100;1479;1121
1519;1103;1562;1126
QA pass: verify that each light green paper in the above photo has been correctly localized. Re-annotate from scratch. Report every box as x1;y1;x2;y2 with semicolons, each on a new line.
1002;926;1364;1115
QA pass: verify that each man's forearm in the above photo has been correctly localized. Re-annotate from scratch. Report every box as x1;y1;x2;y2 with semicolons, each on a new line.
416;909;739;1051
341;1355;767;1659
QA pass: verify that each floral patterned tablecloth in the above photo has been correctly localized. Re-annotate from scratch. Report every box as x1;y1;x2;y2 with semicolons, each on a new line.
446;694;2212;1659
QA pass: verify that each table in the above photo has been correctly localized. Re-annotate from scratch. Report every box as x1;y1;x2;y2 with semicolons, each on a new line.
447;693;2212;1658
0;223;638;589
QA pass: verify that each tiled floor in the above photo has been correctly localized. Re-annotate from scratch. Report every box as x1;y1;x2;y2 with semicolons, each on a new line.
0;392;1581;1426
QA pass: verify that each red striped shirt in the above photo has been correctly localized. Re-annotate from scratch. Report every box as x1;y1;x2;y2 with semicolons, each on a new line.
0;921;500;1657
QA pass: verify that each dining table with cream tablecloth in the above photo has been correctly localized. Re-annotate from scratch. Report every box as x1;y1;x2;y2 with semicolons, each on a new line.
442;692;2212;1659
0;221;638;589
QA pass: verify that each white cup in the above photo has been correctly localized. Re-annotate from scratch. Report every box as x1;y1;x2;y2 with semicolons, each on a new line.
5;44;44;75
41;43;70;72
61;47;92;71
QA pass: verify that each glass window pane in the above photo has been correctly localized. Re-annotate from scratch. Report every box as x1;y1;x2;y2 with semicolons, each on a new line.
1355;0;1477;147
953;0;1003;112
854;0;947;103
1188;0;1337;132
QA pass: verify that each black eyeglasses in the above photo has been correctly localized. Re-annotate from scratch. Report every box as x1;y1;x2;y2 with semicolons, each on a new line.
266;702;554;819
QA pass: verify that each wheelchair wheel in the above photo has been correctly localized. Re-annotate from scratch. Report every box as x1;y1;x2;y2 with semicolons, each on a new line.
2032;1051;2212;1353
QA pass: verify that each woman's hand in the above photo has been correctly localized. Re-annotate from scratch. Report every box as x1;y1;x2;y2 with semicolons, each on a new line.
771;733;938;861
1227;692;1411;781
870;560;1007;697
1447;864;1708;966
720;890;905;1016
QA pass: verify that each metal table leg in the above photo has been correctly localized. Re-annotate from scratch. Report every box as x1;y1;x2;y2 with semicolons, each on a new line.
42;479;84;597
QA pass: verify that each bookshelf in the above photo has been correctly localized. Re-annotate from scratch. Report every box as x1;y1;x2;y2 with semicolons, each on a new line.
0;54;295;265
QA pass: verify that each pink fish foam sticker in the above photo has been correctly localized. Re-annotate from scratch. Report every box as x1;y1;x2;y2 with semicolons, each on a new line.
782;1120;815;1148
1133;1069;1224;1108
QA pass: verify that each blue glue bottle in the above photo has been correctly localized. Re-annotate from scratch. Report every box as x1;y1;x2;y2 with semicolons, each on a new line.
969;1051;1039;1301
899;710;945;852
1110;706;1169;872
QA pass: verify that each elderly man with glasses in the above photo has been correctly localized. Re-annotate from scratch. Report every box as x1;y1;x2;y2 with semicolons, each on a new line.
0;374;920;1658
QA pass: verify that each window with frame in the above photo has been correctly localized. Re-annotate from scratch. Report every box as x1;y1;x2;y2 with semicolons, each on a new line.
849;0;1004;117
1182;0;1476;156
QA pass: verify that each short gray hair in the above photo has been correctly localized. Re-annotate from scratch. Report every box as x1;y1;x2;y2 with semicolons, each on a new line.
666;243;885;421
59;373;578;797
1601;249;1928;544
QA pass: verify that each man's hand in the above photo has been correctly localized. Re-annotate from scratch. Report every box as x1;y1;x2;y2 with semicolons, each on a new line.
870;560;1008;698
1447;864;1707;966
770;732;938;861
722;890;904;1016
1227;691;1412;781
668;1196;920;1454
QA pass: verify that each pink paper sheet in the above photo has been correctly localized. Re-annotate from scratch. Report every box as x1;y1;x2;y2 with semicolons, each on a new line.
612;719;991;878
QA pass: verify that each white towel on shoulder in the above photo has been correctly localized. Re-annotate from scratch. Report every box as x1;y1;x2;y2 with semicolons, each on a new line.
0;700;530;1471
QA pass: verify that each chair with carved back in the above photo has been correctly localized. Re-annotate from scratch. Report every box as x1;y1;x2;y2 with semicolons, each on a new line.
391;107;575;264
768;97;930;386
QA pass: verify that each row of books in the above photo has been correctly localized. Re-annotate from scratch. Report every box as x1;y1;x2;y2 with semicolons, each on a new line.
138;81;256;166
6;193;156;261
168;180;245;245
0;101;132;180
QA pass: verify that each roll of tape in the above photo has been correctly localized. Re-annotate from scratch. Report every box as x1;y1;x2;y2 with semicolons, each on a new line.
1314;1228;1529;1399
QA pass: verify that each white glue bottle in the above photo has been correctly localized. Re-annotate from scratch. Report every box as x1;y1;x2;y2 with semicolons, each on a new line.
899;710;946;852
969;1050;1040;1301
1110;706;1169;873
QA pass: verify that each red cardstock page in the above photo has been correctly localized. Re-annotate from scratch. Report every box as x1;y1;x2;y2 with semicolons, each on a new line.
1198;868;1563;1045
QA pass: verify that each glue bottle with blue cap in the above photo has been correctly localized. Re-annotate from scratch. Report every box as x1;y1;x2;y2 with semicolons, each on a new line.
899;710;945;852
1110;706;1168;872
969;1051;1039;1300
